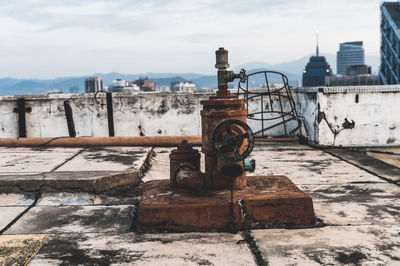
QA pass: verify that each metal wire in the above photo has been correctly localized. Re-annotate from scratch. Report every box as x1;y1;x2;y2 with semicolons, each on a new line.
237;71;302;138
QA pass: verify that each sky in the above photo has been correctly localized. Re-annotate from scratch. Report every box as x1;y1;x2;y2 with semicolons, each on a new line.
0;0;388;79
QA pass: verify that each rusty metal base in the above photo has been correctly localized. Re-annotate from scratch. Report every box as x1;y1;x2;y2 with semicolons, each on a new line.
135;175;315;232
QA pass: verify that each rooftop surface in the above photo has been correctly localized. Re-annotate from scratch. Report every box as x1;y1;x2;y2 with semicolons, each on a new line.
0;142;399;265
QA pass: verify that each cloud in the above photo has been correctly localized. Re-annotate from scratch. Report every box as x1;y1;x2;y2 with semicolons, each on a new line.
0;0;382;78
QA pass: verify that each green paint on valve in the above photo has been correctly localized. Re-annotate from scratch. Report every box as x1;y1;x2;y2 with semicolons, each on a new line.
244;159;256;172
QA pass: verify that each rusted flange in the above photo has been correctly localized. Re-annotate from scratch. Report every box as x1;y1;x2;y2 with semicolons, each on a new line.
169;140;201;186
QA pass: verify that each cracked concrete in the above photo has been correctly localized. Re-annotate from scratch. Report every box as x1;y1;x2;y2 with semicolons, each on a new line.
30;232;256;266
0;146;153;193
0;142;399;265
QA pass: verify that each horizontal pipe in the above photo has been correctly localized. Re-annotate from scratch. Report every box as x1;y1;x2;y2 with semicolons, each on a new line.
0;136;202;147
0;136;299;148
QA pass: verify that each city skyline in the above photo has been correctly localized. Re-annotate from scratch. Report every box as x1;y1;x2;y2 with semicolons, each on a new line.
0;0;385;79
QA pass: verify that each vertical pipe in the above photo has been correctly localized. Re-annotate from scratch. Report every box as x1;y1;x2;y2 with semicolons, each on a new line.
17;98;27;138
106;92;115;137
278;76;288;135
64;100;76;137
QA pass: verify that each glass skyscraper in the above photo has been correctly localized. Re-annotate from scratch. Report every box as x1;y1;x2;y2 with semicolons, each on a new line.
336;41;365;75
380;2;400;85
302;43;333;87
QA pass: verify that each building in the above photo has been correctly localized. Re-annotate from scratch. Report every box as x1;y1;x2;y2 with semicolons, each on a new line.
380;2;400;84
325;74;379;86
302;41;333;87
326;64;378;86
85;77;103;93
134;77;156;91
171;81;196;92
336;41;365;75
346;64;371;76
108;79;140;93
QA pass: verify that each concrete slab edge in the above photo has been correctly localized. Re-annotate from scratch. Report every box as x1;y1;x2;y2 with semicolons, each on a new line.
0;148;156;193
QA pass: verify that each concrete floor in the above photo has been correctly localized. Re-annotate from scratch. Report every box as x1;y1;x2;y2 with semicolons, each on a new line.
0;142;399;265
0;146;152;193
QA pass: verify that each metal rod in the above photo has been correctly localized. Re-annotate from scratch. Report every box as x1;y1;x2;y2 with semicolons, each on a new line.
16;98;27;138
278;75;288;135
106;92;115;137
261;88;264;137
63;100;76;137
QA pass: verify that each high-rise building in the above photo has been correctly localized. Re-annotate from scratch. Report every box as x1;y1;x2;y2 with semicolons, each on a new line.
134;77;156;91
85;77;103;93
336;41;364;75
380;2;400;84
302;36;333;87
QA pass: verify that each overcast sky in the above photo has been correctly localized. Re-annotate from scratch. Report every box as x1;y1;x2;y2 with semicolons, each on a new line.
0;0;387;79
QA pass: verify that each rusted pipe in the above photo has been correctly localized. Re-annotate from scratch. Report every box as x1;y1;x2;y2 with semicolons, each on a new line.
0;136;202;147
0;136;298;148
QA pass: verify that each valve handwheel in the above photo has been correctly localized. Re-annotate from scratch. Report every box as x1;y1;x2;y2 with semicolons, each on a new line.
211;119;255;162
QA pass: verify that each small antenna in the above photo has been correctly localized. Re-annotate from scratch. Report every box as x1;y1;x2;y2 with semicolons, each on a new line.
316;31;319;57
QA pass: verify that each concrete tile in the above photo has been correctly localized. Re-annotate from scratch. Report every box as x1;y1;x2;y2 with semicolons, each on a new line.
366;152;400;170
92;194;140;206
253;225;400;265
0;150;81;173
0;193;35;206
0;234;49;266
254;142;315;150
0;147;82;153
4;205;134;234
142;148;172;182
30;232;256;266
248;148;384;184
301;183;400;226
93;186;141;205
0;172;40;176
0;174;44;193
56;147;151;172
37;192;94;206
327;149;400;183
0;207;28;230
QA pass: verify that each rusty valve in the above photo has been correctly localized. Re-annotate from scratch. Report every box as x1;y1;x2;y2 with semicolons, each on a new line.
215;48;247;86
211;119;254;162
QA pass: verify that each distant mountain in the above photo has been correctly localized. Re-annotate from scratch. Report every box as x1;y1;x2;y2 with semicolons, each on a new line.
0;53;381;96
151;76;185;87
192;75;217;89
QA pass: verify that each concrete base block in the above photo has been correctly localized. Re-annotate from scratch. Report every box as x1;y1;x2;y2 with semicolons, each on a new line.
135;175;315;232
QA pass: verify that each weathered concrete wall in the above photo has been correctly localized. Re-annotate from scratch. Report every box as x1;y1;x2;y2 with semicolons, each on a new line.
295;86;400;147
2;86;400;147
0;91;300;139
0;92;208;138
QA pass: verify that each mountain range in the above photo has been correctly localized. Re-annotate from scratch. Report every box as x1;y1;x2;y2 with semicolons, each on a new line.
0;53;380;96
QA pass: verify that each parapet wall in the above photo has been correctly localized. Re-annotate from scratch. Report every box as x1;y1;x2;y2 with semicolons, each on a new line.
0;91;294;139
1;86;400;147
0;92;207;138
295;85;400;147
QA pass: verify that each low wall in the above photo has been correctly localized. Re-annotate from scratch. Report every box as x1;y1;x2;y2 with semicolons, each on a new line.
0;92;207;138
0;90;298;139
295;86;400;147
2;86;400;147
